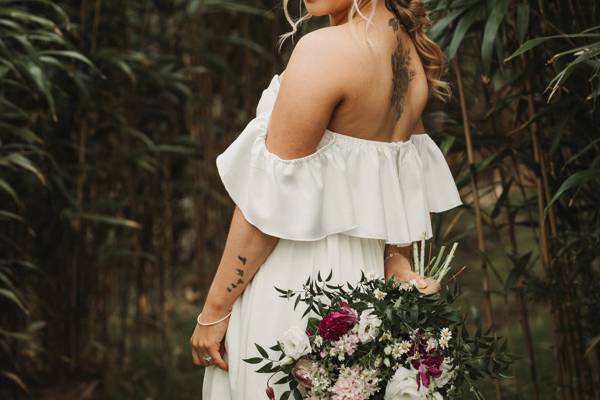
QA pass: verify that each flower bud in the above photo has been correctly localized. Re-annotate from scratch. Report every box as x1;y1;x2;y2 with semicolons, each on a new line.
265;386;275;400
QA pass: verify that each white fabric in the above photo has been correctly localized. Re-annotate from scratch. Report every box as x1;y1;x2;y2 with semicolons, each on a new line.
202;235;385;399
215;74;462;246
202;73;462;399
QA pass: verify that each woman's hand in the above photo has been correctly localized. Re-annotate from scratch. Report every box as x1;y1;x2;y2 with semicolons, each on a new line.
384;246;441;295
190;309;230;371
390;267;441;295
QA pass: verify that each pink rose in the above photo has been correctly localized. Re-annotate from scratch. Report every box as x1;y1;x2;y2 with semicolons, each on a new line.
318;300;358;341
291;357;315;388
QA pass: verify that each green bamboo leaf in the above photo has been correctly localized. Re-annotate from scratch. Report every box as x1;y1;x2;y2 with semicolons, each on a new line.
516;2;530;43
428;8;466;41
0;288;28;313
447;6;482;60
39;50;103;76
16;58;56;119
0;371;28;394
0;210;22;222
0;8;55;29
545;169;600;216
0;179;20;205
0;153;46;184
481;0;509;74
64;211;142;229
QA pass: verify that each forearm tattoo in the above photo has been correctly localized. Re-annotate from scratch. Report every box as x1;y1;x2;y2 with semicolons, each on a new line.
388;18;416;120
226;255;248;292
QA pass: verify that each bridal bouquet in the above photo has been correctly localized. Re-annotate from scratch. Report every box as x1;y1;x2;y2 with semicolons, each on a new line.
244;241;512;400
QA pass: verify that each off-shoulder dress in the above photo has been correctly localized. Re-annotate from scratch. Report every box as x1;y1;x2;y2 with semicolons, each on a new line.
202;74;462;400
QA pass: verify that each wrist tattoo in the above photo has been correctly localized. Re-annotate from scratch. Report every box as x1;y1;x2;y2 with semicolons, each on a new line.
226;255;248;292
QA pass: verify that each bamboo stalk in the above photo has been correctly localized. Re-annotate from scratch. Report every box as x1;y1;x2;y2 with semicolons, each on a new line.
452;56;501;400
452;57;495;327
499;167;540;400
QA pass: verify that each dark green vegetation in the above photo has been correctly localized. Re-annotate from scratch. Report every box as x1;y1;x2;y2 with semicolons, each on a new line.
0;0;598;399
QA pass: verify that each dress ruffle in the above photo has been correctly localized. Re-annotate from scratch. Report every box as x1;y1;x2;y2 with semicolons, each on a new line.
215;74;462;246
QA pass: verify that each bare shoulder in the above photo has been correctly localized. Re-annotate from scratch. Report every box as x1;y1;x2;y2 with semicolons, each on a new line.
280;25;357;92
265;26;357;160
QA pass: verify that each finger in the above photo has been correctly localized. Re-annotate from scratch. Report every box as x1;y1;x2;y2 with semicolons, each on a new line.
416;277;428;289
191;345;202;365
208;343;228;371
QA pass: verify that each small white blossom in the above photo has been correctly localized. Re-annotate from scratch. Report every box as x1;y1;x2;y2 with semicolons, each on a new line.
426;338;438;352
313;335;323;347
383;357;391;367
393;340;411;358
357;310;383;343
384;345;392;355
379;330;392;342
374;288;387;300
365;271;382;281
439;337;449;350
440;327;452;340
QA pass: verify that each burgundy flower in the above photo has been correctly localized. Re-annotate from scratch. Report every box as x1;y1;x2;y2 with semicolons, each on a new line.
265;385;275;400
318;300;358;341
411;353;444;389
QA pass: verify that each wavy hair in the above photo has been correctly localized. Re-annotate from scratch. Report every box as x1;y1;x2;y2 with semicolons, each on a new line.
279;0;451;101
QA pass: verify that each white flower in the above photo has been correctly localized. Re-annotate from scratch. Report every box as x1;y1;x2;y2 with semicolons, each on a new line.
365;271;381;281
383;357;391;367
434;358;456;388
392;340;411;359
313;335;324;347
439;327;452;350
426;338;438;352
384;345;392;355
379;330;392;342
439;337;449;350
275;355;295;366
440;327;452;340
278;326;312;360
357;310;383;343
384;366;425;400
374;288;387;300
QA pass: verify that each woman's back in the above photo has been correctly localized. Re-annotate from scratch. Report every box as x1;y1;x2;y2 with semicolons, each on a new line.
324;9;430;142
267;2;432;160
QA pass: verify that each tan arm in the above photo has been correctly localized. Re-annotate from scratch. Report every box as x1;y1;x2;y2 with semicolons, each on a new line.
201;206;279;317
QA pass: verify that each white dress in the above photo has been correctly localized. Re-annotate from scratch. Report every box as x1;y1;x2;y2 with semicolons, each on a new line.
202;74;462;400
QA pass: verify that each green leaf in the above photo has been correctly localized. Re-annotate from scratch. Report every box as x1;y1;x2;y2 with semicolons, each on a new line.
63;211;142;229
516;2;530;43
0;288;28;314
242;357;263;364
545;169;600;216
481;0;509;74
447;6;482;60
255;343;269;358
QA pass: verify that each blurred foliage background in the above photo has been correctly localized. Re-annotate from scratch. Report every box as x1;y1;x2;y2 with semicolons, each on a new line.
0;0;598;399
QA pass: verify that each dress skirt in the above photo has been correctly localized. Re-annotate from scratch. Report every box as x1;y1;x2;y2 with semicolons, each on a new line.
202;233;386;400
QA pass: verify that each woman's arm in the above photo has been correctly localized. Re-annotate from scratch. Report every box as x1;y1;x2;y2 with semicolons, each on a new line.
190;28;349;371
190;207;279;370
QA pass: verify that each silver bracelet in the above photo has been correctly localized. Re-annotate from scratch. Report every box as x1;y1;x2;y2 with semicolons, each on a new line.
197;310;232;326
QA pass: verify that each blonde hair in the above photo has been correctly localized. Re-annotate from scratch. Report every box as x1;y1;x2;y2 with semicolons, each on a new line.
279;0;451;101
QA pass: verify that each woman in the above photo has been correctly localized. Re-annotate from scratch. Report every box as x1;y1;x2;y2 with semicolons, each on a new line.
191;0;462;398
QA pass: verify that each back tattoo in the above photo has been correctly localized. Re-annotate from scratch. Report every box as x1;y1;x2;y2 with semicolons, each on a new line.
388;18;416;120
